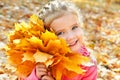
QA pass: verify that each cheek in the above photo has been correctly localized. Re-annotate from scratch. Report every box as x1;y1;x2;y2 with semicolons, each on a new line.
75;29;82;37
75;30;83;42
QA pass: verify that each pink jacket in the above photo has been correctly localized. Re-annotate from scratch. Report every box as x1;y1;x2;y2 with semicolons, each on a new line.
24;68;39;80
23;46;97;80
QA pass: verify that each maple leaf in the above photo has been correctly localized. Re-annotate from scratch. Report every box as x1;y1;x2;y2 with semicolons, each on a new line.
40;30;57;45
7;50;23;66
16;61;35;78
50;53;89;80
30;14;45;32
28;36;46;51
15;22;31;32
22;52;35;62
33;50;53;63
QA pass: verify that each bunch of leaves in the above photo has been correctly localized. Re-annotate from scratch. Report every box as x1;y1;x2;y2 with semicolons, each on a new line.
5;14;89;79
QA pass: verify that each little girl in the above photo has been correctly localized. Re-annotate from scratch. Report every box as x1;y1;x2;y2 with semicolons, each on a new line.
24;0;97;80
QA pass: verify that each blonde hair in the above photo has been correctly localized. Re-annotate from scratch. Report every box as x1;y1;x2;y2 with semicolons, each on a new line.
38;0;83;29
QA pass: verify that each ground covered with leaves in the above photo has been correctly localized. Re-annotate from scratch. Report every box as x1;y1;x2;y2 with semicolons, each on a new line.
0;0;120;80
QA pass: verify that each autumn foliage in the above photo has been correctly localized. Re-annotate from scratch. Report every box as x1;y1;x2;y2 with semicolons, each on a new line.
5;14;89;79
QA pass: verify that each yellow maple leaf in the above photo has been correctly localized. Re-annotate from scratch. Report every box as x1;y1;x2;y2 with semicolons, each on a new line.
13;39;21;44
49;53;89;80
63;57;84;74
22;52;35;62
15;22;30;32
30;14;45;32
28;36;46;51
59;38;71;55
66;53;89;65
40;30;57;45
45;40;61;55
33;50;53;64
51;62;64;80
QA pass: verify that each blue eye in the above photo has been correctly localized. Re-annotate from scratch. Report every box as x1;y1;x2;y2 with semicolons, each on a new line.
56;32;64;36
72;26;78;30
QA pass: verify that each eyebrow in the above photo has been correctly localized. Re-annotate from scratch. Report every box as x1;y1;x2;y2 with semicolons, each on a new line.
70;22;78;28
55;29;63;35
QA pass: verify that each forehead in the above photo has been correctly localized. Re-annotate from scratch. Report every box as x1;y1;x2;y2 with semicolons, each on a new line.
50;13;78;31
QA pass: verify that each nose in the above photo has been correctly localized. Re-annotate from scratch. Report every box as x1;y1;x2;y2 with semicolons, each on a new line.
65;31;75;42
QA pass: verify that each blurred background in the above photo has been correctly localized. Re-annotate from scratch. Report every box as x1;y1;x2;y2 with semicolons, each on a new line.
0;0;120;80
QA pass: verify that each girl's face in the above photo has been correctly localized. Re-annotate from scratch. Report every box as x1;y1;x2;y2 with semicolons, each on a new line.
50;13;84;53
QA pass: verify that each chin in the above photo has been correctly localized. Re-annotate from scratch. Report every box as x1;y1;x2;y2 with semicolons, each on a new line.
70;47;80;53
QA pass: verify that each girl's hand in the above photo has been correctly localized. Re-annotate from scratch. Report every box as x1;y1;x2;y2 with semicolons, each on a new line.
36;63;54;80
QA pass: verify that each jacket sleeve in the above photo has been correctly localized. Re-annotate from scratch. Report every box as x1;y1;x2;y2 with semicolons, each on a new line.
80;47;97;80
23;68;39;80
81;63;97;80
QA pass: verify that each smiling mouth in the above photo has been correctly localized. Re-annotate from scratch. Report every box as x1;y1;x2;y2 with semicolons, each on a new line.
69;40;78;47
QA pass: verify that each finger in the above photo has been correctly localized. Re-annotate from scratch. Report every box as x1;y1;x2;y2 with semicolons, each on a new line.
47;66;52;76
36;67;47;72
36;63;47;72
36;63;46;68
36;64;48;79
41;75;54;80
36;67;47;76
36;71;47;76
36;70;47;79
47;70;52;76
